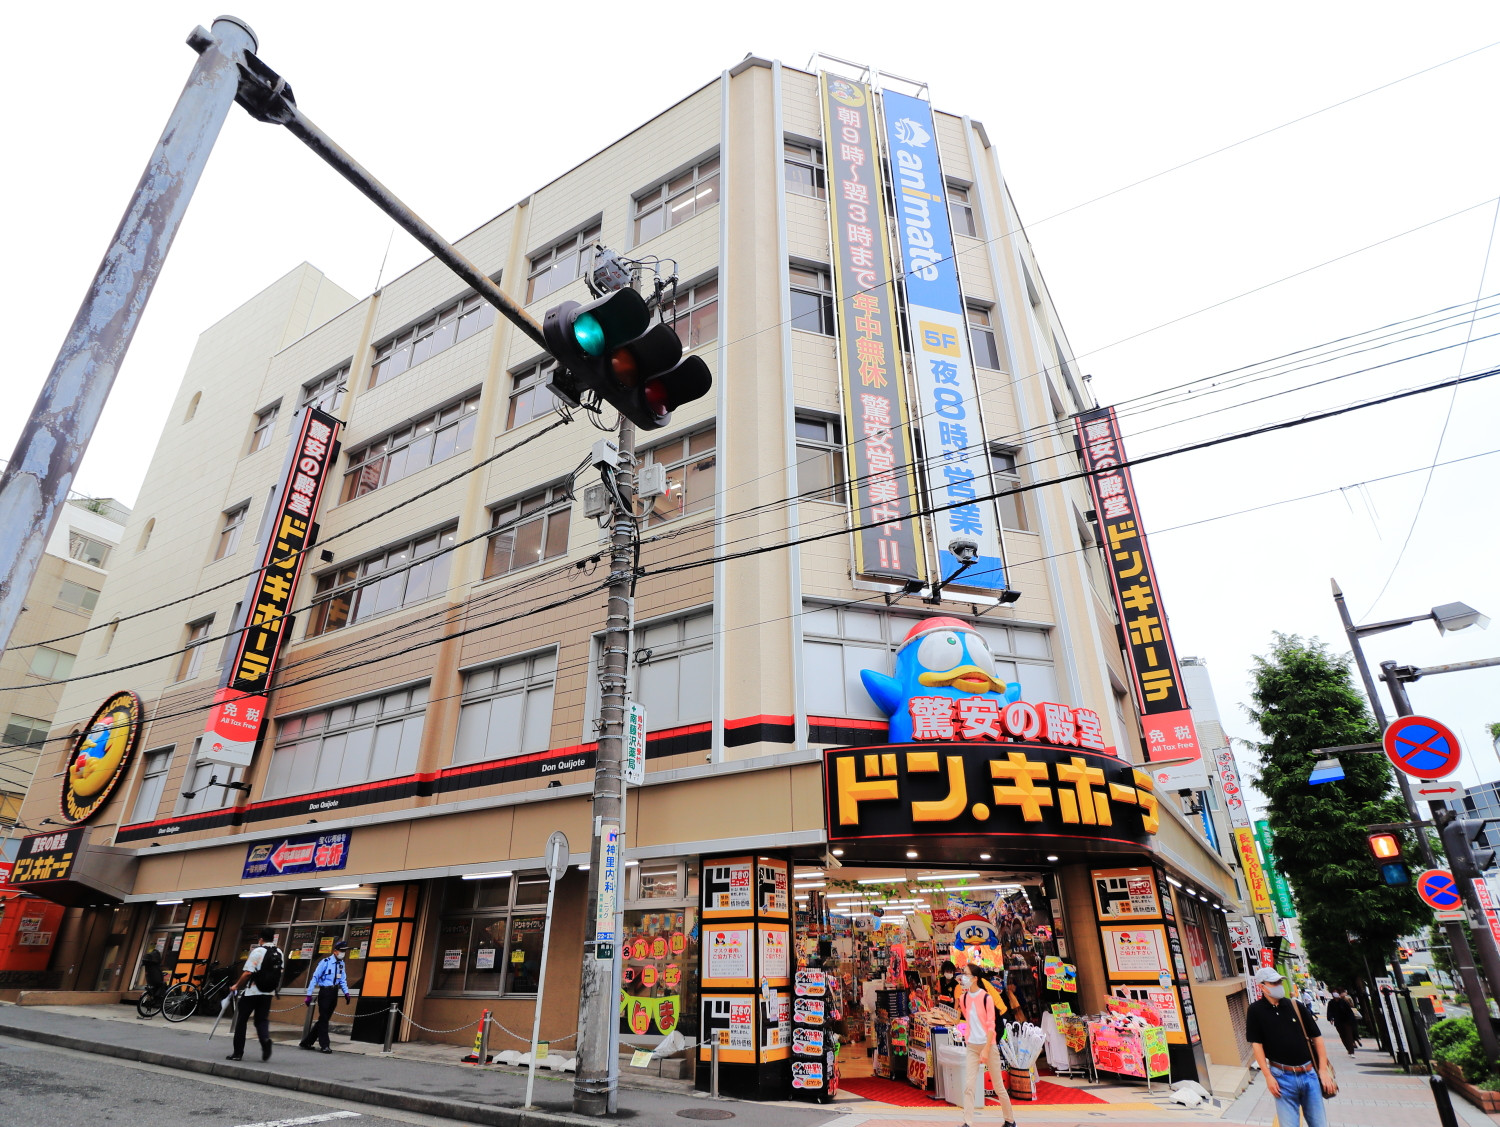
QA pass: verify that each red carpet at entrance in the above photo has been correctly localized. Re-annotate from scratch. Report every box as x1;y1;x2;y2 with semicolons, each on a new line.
839;1076;1108;1106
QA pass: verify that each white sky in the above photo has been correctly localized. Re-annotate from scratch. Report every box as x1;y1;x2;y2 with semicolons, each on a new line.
4;3;1498;807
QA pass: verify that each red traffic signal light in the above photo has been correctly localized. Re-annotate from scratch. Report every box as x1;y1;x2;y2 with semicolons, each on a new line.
1368;831;1402;861
543;287;711;430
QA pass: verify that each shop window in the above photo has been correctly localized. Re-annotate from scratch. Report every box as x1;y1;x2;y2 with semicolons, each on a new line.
264;684;428;799
634;861;683;899
641;427;715;526
56;578;101;615
370;294;495;389
430;876;548;997
801;603;1058;720
1180;898;1215;984
453;649;557;764
660;278;719;350
633;156;720;244
784;141;826;199
341;394;479;501
484;486;571;578
307;526;457;636
795;414;845;504
129;747;172;824
1208;910;1235;979
630;609;714;732
236;891;377;993
133;902;192;988
527;223;602;304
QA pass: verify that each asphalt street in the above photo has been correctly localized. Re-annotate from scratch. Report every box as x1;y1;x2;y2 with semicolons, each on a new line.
0;1035;461;1127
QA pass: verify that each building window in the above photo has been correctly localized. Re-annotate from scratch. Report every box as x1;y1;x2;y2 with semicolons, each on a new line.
968;305;1001;370
947;183;978;238
178;738;244;815
28;646;75;681
454;649;557;764
1179;897;1215;984
634;156;720;244
56;579;101;616
484;486;571;579
527;224;602;304
214;505;248;561
800;604;1057;721
506;358;561;431
184;392;201;422
264;684;428;799
130;747;172;824
430;875;548;996
2;714;49;752
784;142;826;199
660;278;719;350
342;394;479;502
300;367;348;416
642;427;715;527
137;518;155;552
176;617;214;681
249;402;280;453
217;602;244;670
308;526;457;636
68;532;111;568
795;415;845;504
632;610;714;731
790;266;835;336
370;295;496;390
989;446;1028;531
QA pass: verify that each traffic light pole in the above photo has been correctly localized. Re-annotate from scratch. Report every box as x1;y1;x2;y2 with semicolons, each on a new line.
1333;581;1500;1063
573;417;636;1117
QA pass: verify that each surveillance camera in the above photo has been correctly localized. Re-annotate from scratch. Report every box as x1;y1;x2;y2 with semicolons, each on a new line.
948;537;980;565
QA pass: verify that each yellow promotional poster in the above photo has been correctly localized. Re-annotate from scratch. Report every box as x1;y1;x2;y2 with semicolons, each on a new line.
370;921;399;956
1233;826;1274;912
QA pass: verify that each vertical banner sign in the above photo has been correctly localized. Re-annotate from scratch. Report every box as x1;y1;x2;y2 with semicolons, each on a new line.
879;89;1006;593
819;73;924;583
1075;407;1206;790
1254;820;1297;918
199;407;342;768
1473;879;1500;953
624;703;647;786
595;824;622;955
1213;745;1253;829
1232;826;1274;913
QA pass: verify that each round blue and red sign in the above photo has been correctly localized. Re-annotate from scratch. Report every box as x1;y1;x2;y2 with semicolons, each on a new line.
1416;869;1462;912
1383;715;1462;781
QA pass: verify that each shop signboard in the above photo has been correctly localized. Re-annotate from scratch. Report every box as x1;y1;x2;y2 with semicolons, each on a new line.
60;691;144;824
200;406;341;769
1254;820;1297;918
1101;925;1170;975
703;860;753;916
878;86;1007;593
824;741;1159;856
1093;868;1160;919
760;925;790;979
818;72;923;584
1232;826;1274;913
757;860;789;917
1212;744;1253;829
624;703;646;786
9;828;84;887
1075;407;1207;791
242;831;350;880
595;824;621;950
705;927;752;983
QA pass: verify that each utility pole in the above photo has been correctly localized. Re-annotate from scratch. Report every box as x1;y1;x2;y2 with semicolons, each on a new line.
0;17;258;656
573;416;636;1117
1332;579;1500;1063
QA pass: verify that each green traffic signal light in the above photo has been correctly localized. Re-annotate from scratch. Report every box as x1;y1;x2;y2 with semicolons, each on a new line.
573;313;606;357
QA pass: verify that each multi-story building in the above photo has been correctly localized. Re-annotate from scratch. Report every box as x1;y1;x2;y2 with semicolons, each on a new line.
7;59;1248;1092
0;492;129;839
1450;780;1500;869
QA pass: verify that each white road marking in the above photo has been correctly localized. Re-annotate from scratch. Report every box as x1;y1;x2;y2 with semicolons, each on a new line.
233;1113;361;1127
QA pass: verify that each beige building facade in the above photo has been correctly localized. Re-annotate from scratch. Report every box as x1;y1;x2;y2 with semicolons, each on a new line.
8;59;1252;1091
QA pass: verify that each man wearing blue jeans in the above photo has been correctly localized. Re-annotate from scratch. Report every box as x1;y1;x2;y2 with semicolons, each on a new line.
1246;966;1338;1126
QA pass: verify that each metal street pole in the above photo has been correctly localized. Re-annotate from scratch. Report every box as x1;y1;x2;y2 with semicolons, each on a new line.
0;17;258;656
526;830;570;1110
573;417;636;1117
1332;579;1500;1063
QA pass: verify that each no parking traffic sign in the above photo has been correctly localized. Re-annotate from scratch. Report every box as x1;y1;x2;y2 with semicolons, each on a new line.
1383;715;1463;781
1416;869;1463;912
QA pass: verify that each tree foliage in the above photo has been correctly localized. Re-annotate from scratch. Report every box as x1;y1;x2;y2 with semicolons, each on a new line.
1246;633;1428;987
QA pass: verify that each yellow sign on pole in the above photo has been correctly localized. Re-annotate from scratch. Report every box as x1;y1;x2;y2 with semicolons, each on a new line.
1233;826;1274;913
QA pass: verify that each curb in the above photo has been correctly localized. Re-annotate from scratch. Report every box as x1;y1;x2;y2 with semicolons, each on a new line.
0;1019;597;1126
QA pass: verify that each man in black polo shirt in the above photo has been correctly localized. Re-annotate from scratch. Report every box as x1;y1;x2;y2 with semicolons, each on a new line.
1246;966;1336;1126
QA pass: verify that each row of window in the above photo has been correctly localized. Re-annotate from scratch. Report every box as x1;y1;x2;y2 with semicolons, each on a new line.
782;141;979;237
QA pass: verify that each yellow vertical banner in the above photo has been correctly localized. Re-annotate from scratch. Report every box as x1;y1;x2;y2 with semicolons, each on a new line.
1233;826;1274;912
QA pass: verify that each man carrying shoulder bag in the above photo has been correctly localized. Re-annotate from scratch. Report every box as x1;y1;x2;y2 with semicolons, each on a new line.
1247;966;1337;1127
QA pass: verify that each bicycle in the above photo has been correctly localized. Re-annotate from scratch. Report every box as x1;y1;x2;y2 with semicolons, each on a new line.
162;961;236;1023
135;961;176;1019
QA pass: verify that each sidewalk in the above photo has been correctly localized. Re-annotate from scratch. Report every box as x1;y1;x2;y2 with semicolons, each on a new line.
0;999;1257;1126
1221;1042;1499;1127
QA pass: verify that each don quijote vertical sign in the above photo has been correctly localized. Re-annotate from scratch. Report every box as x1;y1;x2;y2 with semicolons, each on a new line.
199;407;341;769
1075;408;1207;791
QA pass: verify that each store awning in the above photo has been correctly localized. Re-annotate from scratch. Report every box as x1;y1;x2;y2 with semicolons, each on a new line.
8;827;137;907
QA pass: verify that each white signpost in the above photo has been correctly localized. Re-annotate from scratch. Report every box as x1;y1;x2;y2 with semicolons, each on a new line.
624;703;646;787
525;830;570;1109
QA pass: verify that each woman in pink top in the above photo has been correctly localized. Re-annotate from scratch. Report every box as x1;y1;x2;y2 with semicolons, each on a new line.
959;972;1016;1127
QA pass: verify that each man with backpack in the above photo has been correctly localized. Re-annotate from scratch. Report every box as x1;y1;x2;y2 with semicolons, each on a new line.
228;927;283;1062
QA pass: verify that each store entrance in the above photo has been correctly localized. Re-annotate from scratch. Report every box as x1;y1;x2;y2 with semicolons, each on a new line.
793;860;1073;1095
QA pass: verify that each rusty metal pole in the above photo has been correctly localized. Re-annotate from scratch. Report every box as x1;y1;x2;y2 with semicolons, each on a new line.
0;16;258;656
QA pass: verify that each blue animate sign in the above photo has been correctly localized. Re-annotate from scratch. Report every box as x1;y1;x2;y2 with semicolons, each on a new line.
242;831;350;880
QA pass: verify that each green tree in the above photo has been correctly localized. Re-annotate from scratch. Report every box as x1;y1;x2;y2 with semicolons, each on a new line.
1246;634;1428;987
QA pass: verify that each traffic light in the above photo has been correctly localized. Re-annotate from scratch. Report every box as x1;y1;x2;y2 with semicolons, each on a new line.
1462;819;1498;873
543;287;711;431
1367;831;1410;885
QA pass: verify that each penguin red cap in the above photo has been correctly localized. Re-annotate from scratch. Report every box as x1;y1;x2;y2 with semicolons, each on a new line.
897;617;976;652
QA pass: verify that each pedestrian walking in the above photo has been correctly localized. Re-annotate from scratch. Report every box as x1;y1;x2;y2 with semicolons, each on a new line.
1324;989;1361;1056
227;928;283;1062
1247;966;1337;1127
299;940;351;1053
956;971;1017;1127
